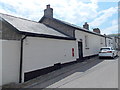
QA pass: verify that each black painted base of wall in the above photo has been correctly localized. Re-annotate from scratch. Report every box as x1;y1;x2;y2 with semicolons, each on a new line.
83;54;98;60
24;54;98;82
24;61;77;82
76;54;98;62
24;65;60;82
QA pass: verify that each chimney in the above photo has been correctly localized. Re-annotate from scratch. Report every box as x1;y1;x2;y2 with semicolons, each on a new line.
83;22;89;30
93;28;101;34
104;34;106;36
44;4;53;18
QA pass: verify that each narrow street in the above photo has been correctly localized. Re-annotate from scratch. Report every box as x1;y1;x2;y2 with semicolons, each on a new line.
47;57;118;88
31;56;119;88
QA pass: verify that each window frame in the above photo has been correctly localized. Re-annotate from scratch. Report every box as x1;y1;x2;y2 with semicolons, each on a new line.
85;35;89;49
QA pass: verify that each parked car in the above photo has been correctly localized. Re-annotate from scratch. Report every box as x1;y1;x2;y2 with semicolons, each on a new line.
99;47;118;59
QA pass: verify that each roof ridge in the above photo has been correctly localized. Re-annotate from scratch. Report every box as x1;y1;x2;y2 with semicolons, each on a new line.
43;17;112;39
1;13;75;40
0;13;40;24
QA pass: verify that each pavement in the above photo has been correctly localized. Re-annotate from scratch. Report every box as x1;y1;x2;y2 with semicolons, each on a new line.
30;56;119;88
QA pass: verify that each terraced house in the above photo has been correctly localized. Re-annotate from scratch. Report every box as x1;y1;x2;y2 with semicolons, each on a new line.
0;13;76;85
40;5;113;60
0;5;113;86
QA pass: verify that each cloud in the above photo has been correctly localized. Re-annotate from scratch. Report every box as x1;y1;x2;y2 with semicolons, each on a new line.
0;0;99;23
0;0;118;35
112;19;118;25
51;0;99;26
101;19;118;35
0;0;46;20
89;7;117;27
89;6;118;35
101;25;118;35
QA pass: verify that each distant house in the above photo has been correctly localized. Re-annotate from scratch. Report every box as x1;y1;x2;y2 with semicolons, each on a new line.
40;5;113;60
0;13;76;85
108;34;120;50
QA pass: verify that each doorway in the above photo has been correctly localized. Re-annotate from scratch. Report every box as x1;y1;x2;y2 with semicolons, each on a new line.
78;42;83;59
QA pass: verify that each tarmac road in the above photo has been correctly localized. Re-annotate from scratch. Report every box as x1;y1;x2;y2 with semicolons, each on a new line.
46;57;119;88
30;55;119;89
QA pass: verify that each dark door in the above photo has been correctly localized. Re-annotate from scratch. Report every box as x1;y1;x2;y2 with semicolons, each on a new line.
78;42;83;59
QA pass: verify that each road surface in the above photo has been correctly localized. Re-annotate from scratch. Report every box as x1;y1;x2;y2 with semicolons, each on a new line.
47;57;118;88
31;56;119;88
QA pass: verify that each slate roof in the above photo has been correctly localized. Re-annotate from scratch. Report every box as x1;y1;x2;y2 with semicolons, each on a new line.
0;13;75;40
40;16;112;39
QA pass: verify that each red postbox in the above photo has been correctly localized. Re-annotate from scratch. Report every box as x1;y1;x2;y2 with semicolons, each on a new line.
72;48;74;57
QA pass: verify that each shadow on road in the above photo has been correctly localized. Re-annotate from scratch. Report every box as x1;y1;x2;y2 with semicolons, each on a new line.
99;56;119;60
31;51;119;88
30;56;106;88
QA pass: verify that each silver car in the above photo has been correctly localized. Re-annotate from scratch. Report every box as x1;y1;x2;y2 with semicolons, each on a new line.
99;47;118;58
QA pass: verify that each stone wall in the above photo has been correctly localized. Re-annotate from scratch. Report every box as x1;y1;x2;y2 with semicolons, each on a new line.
41;17;75;38
0;19;22;40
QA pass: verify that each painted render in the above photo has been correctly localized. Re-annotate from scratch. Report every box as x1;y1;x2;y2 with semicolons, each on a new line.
40;5;113;58
1;40;20;85
0;14;77;85
40;17;113;57
22;36;77;82
0;5;115;86
75;30;106;57
110;37;119;50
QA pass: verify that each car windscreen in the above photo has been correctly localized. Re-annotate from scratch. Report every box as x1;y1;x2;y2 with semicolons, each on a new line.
100;48;110;51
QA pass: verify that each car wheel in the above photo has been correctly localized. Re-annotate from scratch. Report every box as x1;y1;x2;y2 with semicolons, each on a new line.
116;52;118;57
112;54;115;59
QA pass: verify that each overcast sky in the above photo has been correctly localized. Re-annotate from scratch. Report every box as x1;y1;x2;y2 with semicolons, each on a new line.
0;0;119;35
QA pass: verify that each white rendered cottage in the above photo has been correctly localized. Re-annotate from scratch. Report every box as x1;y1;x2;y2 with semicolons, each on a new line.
0;5;113;86
0;13;77;85
40;5;113;60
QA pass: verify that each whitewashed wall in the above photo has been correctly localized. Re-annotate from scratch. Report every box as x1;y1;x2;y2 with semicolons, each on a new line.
0;40;2;86
1;40;20;85
106;38;113;47
75;30;106;57
111;37;116;49
115;38;119;49
22;37;77;82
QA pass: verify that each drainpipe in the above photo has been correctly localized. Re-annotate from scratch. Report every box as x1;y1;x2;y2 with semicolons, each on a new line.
105;36;107;47
19;35;27;83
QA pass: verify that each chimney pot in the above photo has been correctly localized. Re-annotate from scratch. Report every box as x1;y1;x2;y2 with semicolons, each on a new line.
93;28;101;34
47;4;50;9
83;22;89;30
44;4;53;18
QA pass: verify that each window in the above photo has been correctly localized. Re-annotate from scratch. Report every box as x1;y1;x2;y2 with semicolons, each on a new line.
85;35;89;49
115;38;117;43
100;38;103;44
100;48;110;51
109;40;111;46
